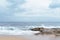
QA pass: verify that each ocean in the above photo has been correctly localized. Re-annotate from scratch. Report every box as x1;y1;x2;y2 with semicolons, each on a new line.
0;22;60;35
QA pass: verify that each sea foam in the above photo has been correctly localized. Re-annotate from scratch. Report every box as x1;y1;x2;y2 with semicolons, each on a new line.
0;26;39;35
0;24;60;35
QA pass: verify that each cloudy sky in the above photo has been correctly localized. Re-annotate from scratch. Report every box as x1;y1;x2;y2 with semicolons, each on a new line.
0;0;60;22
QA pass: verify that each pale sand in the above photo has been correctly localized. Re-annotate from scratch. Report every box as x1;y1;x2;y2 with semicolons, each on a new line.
0;35;60;40
0;36;29;40
26;34;60;40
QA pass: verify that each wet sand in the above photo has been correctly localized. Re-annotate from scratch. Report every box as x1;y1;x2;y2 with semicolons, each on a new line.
0;34;60;40
26;34;60;40
0;35;29;40
30;34;60;40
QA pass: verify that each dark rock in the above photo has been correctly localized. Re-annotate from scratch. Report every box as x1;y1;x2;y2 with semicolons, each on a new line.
30;27;44;31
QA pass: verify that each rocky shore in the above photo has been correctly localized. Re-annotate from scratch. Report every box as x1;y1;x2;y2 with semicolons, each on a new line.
30;27;60;36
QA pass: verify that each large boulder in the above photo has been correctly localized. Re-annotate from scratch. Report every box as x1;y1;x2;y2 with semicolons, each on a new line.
30;27;44;31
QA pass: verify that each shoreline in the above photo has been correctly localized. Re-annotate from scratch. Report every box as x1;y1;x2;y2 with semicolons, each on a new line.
0;35;29;40
0;34;60;40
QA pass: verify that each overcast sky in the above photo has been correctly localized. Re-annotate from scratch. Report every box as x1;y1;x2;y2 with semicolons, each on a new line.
0;0;60;22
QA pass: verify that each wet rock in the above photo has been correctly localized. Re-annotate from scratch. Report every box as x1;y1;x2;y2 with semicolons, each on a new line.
30;27;44;31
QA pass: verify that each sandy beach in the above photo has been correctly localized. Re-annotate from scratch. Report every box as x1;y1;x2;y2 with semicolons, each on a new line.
0;34;60;40
0;35;29;40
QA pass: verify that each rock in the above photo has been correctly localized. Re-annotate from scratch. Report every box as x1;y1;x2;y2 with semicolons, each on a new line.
30;27;44;31
30;28;40;31
30;28;60;36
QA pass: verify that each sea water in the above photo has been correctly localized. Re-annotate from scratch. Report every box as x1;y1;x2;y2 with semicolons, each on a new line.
0;22;60;35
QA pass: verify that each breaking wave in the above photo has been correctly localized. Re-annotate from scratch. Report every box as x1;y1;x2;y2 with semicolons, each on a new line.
0;26;39;35
0;24;60;35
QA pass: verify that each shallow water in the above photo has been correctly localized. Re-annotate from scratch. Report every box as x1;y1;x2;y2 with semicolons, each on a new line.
0;22;60;36
25;34;60;40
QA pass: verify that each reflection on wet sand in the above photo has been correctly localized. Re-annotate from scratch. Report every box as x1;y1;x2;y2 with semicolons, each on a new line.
28;34;60;40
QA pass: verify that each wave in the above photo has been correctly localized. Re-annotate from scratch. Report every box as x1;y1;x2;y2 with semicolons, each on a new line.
0;24;60;35
0;26;39;35
25;24;60;29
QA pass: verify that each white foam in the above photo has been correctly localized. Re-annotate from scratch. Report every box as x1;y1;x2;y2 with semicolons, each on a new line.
0;25;60;35
0;26;39;35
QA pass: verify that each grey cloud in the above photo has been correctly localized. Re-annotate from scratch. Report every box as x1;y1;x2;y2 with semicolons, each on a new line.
49;0;60;8
0;0;25;16
0;0;25;22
